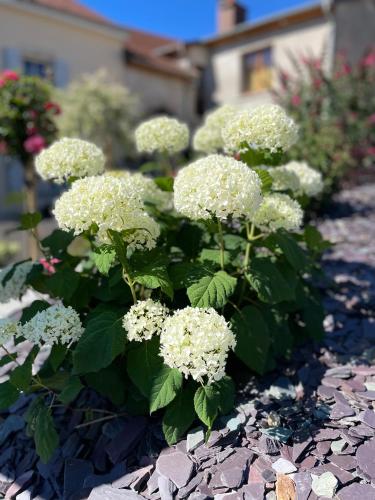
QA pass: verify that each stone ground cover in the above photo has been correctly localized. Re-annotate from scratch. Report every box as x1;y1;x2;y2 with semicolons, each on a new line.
0;183;375;499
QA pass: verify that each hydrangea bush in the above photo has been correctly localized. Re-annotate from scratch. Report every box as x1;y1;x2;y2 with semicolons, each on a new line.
0;105;329;462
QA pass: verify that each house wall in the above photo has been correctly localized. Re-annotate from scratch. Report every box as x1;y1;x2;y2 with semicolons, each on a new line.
205;17;334;109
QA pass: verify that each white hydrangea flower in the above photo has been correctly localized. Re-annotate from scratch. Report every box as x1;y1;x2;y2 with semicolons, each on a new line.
269;165;301;192
193;105;237;153
282;161;324;197
21;304;83;346
222;104;299;154
105;170;172;211
35;138;105;184
160;307;236;384
0;261;34;304
135;116;189;155
252;193;303;233
53;175;160;250
123;299;169;342
0;318;20;345
174;154;262;221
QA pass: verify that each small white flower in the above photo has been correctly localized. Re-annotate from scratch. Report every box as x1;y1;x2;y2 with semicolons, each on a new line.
0;318;20;345
21;304;83;346
282;161;324;197
193;105;237;153
252;193;303;232
222;104;299;154
53;175;160;250
0;261;34;304
123;299;169;342
35;138;105;184
135;116;189;155
269;165;301;193
174;154;262;221
160;307;236;384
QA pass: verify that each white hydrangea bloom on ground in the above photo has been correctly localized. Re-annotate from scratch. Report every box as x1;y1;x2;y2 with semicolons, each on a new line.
21;304;83;346
252;193;303;233
53;175;160;250
174;154;262;221
35;138;105;184
135;116;189;155
123;299;169;342
282;161;324;197
222;104;299;154
0;261;34;304
0;318;20;345
193;105;237;153
269;165;301;193
160;307;236;384
105;170;172;211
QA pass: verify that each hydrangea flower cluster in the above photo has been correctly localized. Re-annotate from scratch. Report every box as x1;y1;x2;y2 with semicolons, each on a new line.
21;304;83;346
105;170;172;211
281;161;324;197
0;318;19;345
269;165;300;193
160;307;236;384
252;193;303;233
53;175;160;250
35;138;105;184
174;154;262;221
193;105;237;153
0;261;34;304
122;299;169;342
135;116;189;155
222;104;299;154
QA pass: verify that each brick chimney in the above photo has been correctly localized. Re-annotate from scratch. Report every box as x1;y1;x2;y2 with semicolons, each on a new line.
217;0;247;33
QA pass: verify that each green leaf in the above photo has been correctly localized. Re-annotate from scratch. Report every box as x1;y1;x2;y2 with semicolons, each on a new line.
41;229;75;256
246;258;295;304
304;225;331;254
19;212;42;230
199;248;232;267
92;247;116;275
127;337;163;397
107;229;129;268
162;382;196;445
240;146;285;167
40;371;70;391
187;271;237;308
150;366;183;414
73;311;125;374
154;176;174;192
47;268;79;301
231;306;270;375
169;262;215;290
194;385;220;430
274;231;308;271
176;224;204;258
85;362;126;406
48;344;68;371
58;376;83;405
9;348;37;391
20;300;50;325
131;249;173;299
0;381;19;409
215;376;235;415
34;405;59;463
253;168;273;193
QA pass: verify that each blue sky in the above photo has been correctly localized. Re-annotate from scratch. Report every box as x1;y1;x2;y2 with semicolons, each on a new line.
81;0;317;40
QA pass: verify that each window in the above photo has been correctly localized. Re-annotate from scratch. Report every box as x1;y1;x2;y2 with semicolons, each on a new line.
242;47;272;93
23;58;53;80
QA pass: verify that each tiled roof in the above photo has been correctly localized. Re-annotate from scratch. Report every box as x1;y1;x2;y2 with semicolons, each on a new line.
32;0;115;27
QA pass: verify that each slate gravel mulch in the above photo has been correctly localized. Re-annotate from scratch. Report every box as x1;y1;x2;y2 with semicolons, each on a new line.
1;184;375;499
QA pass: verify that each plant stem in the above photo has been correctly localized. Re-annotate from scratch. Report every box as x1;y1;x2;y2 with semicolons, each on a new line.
217;219;225;270
24;158;39;260
75;412;128;429
123;270;137;304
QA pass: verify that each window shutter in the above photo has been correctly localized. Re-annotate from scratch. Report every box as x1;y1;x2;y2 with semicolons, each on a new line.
53;59;70;87
2;47;22;70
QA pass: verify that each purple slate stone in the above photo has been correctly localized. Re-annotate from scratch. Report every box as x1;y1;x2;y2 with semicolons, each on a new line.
106;417;147;463
88;485;143;499
330;403;355;420
357;439;375;479
310;463;354;486
293;472;312;500
322;377;342;388
350;424;374;438
360;409;375;429
241;483;265;500
4;470;33;500
156;451;194;489
317;385;336;400
157;475;177;500
356;391;375;400
314;429;341;441
328;454;357;471
220;467;245;489
63;459;93;500
292;438;312;462
314;440;332;458
352;366;375;376
177;472;203;499
338;483;375;500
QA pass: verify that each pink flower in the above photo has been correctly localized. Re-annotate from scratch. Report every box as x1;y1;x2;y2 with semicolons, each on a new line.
366;146;375;156
0;141;8;154
362;51;375;67
39;257;61;275
368;114;375;125
291;94;301;106
23;134;46;154
2;70;19;82
44;101;62;115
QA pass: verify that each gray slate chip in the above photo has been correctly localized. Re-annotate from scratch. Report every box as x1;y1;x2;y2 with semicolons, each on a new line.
337;483;375;500
156;451;194;489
